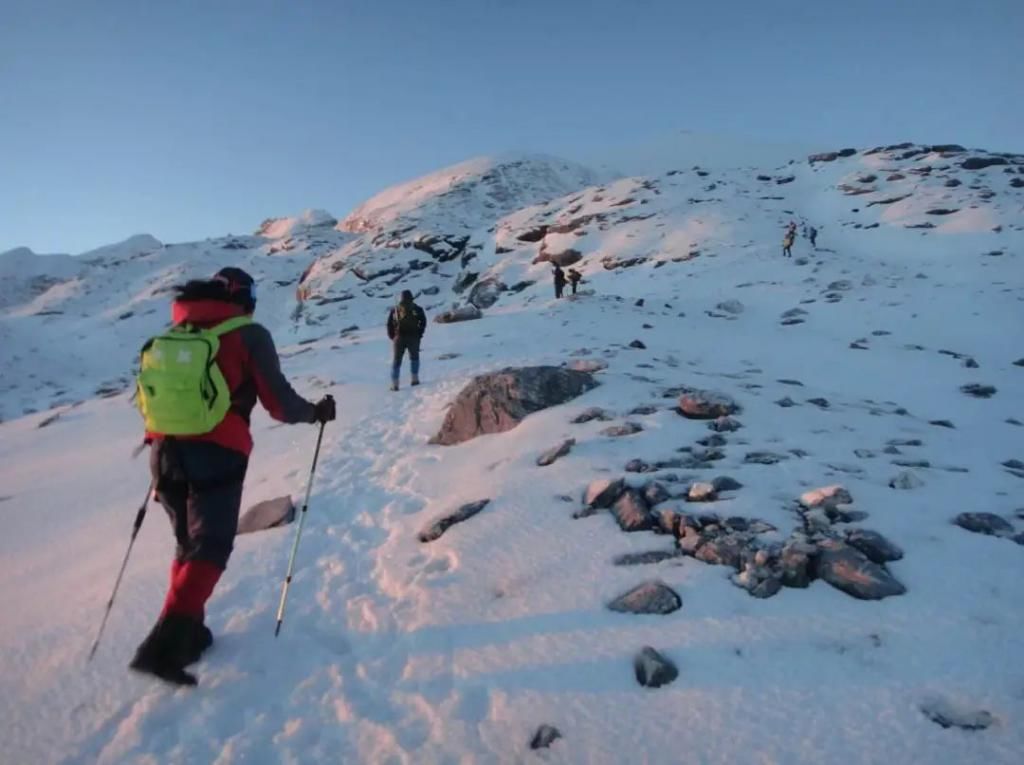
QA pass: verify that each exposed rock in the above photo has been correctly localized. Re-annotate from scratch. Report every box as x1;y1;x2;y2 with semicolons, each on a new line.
694;534;747;569
954;512;1014;538
846;529;904;563
779;540;816;588
920;699;994;731
745;451;788;465
418;499;490;542
712;476;743;492
926;208;959;216
716;299;744;315
607;580;682;615
624;458;654;474
611;489;654;532
529;724;562;750
602;422;644;438
467;277;506;309
452;270;479;294
807;397;830;409
816;540;906;600
430;366;597;445
960;383;996;398
776;396;798;408
584;478;626;509
709;416;742;432
698;433;727;448
634;646;679;688
434;305;483;324
536;439;575;467
517;226;548;243
629;339;647;350
960;156;1009;170
614;549;680;566
571;407;613;424
687;482;717;502
568;358;608;374
799;485;853;509
809;152;839;163
677;388;740;419
629;404;659;415
889;471;924;490
535;243;583;267
237;496;296;534
643;481;671;506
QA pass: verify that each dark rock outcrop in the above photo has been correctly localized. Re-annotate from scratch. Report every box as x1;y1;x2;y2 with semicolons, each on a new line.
529;724;562;750
954;512;1014;537
816;540;906;600
677;388;740;419
430;366;597;445
467;277;506;309
961;156;1009;170
434;305;483;324
607;580;682;615
611;489;654;532
536;439;575;467
634;646;679;688
418;499;490;542
846;529;904;563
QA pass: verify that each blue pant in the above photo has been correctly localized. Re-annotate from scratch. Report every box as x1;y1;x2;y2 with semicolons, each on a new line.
391;335;421;382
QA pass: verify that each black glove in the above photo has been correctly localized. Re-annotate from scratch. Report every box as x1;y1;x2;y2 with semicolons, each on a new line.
313;395;336;423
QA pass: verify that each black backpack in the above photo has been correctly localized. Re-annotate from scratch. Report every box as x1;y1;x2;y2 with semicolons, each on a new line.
396;302;420;334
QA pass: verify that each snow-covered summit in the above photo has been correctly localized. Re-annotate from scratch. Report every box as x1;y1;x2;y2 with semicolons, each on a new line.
257;208;338;239
339;154;604;235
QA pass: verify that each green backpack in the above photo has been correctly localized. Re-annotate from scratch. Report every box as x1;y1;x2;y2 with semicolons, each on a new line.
136;316;252;435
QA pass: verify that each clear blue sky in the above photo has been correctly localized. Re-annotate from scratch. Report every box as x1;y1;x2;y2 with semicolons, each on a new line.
2;0;1021;253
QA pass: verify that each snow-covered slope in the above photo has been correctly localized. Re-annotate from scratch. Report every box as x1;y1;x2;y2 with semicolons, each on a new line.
1;145;1023;765
340;154;604;234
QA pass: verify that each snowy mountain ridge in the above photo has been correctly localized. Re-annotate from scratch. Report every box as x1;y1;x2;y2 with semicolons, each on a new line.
1;140;1023;765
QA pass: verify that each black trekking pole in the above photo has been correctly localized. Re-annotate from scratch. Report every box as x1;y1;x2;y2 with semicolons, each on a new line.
274;421;327;637
87;481;153;662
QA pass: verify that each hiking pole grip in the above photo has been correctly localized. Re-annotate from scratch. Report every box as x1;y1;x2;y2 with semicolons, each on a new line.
275;421;326;637
87;481;153;662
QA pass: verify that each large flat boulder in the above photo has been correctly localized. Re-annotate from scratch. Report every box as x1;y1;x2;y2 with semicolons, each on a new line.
237;496;295;534
430;366;598;446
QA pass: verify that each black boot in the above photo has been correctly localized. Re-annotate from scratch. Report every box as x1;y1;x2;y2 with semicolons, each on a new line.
129;614;198;686
183;621;213;666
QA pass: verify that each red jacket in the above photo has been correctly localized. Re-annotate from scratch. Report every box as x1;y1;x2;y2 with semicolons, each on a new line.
146;299;316;456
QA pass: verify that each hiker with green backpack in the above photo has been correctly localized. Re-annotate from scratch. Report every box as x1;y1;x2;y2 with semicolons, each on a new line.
386;289;427;391
131;267;335;685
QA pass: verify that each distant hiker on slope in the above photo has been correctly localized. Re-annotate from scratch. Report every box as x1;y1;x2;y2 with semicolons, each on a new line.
553;264;566;299
783;223;796;258
387;289;427;391
567;267;582;295
132;267;335;686
808;226;818;249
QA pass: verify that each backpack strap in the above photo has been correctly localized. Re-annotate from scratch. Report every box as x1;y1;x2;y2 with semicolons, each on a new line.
208;316;253;337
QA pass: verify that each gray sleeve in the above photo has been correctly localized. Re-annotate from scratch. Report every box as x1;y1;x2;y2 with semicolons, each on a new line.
242;324;317;424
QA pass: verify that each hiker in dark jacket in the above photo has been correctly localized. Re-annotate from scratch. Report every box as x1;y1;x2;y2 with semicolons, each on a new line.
553;264;566;298
131;267;335;686
808;226;818;248
387;290;427;391
567;268;582;295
